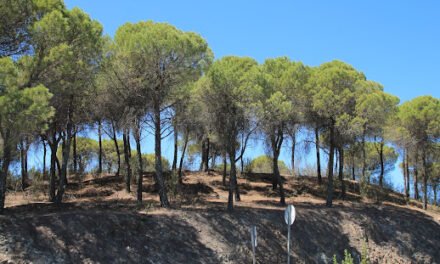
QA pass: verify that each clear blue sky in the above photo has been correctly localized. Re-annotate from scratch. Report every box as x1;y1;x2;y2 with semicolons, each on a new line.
24;1;439;192
65;0;440;102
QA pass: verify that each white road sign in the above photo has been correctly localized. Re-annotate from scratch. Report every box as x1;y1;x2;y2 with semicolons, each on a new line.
284;205;296;226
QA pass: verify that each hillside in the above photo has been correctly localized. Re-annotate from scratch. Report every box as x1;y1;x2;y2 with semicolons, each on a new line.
1;172;439;263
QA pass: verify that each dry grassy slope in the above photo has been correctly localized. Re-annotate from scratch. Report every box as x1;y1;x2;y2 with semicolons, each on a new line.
1;172;439;264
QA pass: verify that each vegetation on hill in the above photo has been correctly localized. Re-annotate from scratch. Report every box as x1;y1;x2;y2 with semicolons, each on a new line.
1;0;439;214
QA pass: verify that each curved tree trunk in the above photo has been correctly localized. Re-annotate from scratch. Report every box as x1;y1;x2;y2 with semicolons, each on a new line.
111;121;121;177
315;126;322;184
178;131;189;184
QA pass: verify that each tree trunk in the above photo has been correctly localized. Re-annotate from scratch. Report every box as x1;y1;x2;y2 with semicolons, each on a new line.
55;119;73;203
422;149;428;210
133;122;143;203
228;150;237;211
200;139;206;171
123;130;131;193
98;120;103;174
234;171;241;202
273;128;286;205
222;153;227;186
405;150;410;199
351;152;355;181
240;155;244;174
172;127;178;171
378;140;385;187
205;137;210;172
73;129;77;175
55;155;62;183
326;123;335;207
361;126;367;183
111;121;121;177
434;184;438;207
414;149;419;200
178;131;189;184
403;148;408;198
0;130;12;214
211;153;217;169
154;102;170;208
291;132;296;176
20;139;28;189
338;147;345;199
315;126;322;184
48;133;58;202
42;139;47;180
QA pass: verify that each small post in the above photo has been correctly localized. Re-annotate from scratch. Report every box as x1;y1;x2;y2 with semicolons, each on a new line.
284;205;296;264
250;225;257;264
287;224;291;264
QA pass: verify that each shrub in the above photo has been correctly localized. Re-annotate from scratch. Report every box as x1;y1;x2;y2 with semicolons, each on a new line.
333;250;354;264
332;239;369;264
246;155;290;175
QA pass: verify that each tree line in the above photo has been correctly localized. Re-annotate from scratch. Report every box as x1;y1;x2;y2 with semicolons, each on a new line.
0;0;439;213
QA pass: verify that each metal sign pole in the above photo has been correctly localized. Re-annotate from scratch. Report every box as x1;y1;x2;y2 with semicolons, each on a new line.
250;225;257;264
287;215;291;264
252;242;256;264
284;205;296;264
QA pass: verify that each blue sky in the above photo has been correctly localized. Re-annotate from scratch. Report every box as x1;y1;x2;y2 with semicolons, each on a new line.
23;0;440;192
65;0;440;102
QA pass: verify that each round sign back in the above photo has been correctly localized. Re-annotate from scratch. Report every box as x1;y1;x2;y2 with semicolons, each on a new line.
284;205;296;226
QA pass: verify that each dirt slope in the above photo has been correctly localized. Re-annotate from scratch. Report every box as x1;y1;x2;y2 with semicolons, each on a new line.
1;172;439;263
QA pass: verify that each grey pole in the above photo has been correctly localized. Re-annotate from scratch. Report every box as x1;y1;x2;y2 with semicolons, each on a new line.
287;215;291;264
250;225;257;264
284;205;295;264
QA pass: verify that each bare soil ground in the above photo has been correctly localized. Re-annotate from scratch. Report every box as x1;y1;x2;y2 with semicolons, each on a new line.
1;172;439;263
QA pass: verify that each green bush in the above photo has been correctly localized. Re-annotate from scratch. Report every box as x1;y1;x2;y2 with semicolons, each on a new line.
246;155;290;175
130;152;170;172
332;239;369;264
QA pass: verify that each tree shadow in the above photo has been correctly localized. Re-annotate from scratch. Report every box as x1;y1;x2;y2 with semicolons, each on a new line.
347;204;440;262
0;204;220;264
180;203;359;263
